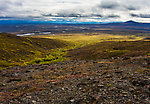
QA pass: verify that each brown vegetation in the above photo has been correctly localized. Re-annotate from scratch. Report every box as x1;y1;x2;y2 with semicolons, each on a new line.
68;41;150;60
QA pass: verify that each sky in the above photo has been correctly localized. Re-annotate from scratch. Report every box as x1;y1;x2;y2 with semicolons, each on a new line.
0;0;150;23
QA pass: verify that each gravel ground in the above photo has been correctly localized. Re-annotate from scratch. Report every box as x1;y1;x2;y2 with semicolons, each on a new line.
0;56;150;104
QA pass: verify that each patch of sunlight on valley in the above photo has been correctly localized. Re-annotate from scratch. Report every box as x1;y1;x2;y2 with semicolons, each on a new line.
34;33;144;47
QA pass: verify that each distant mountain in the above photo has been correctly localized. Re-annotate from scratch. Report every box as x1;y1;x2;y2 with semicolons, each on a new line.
102;20;150;28
124;20;139;24
105;20;140;25
0;19;150;33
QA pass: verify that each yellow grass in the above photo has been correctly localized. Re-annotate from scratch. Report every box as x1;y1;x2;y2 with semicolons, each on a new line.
34;33;144;47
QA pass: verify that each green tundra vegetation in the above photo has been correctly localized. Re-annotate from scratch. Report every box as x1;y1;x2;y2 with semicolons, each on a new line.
0;32;149;69
0;33;70;69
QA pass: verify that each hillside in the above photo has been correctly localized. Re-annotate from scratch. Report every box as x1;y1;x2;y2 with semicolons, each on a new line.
68;41;150;60
0;33;149;103
0;54;149;103
0;33;69;69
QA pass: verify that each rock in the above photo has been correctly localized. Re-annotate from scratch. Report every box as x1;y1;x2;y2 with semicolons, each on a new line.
26;96;32;99
7;78;21;83
98;84;104;88
105;75;112;78
32;100;37;103
115;70;123;73
112;57;119;59
25;70;30;73
70;99;75;102
77;83;87;87
123;57;131;60
132;79;149;87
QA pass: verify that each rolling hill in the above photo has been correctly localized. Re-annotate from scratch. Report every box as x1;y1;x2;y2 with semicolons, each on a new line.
68;41;150;60
0;33;69;69
0;33;150;103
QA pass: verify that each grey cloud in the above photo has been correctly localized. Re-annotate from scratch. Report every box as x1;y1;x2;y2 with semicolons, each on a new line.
42;14;53;17
0;1;11;11
0;5;8;11
0;0;23;9
92;14;103;17
55;13;82;17
1;0;150;23
131;14;150;18
42;12;120;19
139;14;150;18
126;6;137;10
97;1;140;12
14;1;23;6
106;15;120;18
99;1;119;9
42;12;103;18
42;13;82;17
0;0;23;15
130;14;139;17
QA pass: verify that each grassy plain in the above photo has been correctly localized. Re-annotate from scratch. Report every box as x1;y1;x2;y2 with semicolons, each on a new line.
35;33;144;47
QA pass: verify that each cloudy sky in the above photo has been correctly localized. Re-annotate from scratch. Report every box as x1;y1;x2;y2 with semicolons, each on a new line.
1;0;150;23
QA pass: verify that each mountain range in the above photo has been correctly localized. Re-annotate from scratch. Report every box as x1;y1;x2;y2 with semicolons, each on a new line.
0;20;150;34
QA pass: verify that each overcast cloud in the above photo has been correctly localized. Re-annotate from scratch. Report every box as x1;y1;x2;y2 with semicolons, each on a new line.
0;0;150;23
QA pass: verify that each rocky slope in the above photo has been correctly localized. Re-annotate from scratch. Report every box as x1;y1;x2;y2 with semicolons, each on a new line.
0;56;149;104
